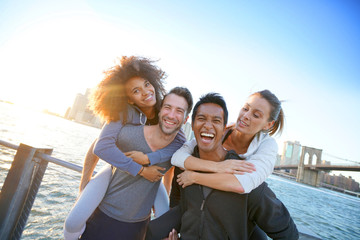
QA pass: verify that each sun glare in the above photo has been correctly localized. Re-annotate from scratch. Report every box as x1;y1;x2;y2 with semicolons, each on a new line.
0;12;137;115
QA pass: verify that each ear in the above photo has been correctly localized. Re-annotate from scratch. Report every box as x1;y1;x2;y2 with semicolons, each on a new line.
128;98;134;105
263;120;275;131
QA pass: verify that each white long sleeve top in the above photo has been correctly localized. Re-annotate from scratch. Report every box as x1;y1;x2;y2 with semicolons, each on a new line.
171;132;278;193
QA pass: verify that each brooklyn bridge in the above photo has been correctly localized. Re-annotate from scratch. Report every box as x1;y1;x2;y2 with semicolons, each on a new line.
274;141;360;188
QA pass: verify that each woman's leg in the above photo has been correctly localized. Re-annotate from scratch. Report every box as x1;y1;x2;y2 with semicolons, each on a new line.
153;181;170;218
64;164;112;240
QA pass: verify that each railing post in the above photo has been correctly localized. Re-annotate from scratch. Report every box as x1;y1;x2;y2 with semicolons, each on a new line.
0;143;52;240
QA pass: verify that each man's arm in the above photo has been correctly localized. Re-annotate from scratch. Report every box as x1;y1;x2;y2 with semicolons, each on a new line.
79;140;99;192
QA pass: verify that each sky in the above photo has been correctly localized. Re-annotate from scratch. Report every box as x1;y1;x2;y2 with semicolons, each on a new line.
1;0;360;181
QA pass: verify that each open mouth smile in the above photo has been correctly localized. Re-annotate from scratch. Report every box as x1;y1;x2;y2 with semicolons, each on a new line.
144;93;154;101
200;132;215;143
239;120;249;127
201;132;214;138
164;119;176;126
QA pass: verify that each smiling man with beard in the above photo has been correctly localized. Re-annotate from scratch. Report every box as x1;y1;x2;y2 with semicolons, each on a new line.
79;87;193;240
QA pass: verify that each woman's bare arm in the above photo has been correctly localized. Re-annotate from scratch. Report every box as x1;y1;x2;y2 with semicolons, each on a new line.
171;139;255;174
177;170;244;193
184;156;255;174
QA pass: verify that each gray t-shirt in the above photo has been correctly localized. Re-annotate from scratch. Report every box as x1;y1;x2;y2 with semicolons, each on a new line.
98;124;172;222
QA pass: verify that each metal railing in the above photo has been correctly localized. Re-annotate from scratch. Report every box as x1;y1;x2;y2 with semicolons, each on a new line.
0;140;84;239
0;140;83;173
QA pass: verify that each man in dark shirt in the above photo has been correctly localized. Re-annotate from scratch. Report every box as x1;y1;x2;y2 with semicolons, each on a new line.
146;93;298;240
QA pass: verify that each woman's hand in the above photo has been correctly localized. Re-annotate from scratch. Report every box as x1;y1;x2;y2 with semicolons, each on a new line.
177;170;195;188
140;165;165;182
215;160;256;174
125;151;150;165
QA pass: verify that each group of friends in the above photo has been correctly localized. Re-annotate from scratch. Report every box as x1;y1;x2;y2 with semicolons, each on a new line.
63;56;299;240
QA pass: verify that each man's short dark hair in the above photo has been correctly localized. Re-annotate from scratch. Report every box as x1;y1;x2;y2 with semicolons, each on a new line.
162;87;193;116
192;93;228;126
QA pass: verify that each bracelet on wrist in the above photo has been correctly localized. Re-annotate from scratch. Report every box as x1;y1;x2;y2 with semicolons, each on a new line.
138;166;145;175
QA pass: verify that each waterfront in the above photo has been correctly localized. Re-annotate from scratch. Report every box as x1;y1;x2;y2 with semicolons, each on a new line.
1;102;360;239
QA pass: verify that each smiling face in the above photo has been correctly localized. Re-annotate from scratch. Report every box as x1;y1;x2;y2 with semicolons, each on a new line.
192;103;225;153
125;77;156;109
236;95;275;136
158;93;189;136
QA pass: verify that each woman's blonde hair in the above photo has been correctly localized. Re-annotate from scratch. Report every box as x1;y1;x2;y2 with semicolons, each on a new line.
252;89;284;136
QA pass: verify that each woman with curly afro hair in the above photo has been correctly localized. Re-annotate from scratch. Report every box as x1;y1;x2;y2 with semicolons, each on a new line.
64;56;185;240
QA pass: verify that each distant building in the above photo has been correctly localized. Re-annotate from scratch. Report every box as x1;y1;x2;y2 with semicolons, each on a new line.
281;141;301;165
320;173;360;192
275;154;281;166
65;89;102;128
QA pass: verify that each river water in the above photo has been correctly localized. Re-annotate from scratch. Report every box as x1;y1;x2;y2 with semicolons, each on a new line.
1;102;359;240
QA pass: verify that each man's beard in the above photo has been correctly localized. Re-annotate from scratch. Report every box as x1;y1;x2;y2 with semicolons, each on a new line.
159;120;182;136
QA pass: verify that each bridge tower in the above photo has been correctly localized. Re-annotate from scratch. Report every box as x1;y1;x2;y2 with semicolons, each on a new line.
296;146;323;186
281;141;302;165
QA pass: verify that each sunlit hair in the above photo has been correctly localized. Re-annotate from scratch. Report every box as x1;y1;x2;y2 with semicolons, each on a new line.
162;87;193;116
89;56;167;123
251;89;284;136
192;93;228;126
